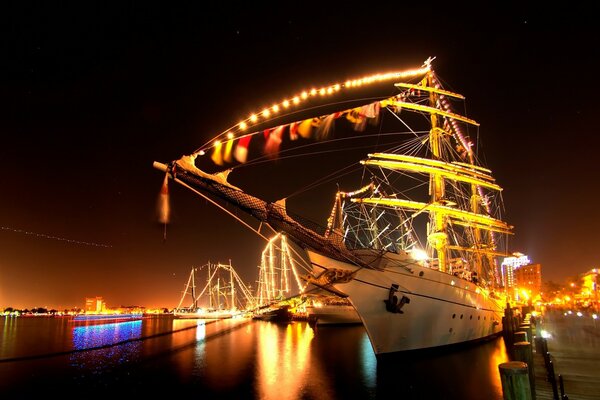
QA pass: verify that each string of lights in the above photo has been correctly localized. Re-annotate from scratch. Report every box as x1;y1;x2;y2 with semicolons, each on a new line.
193;66;431;155
1;226;112;248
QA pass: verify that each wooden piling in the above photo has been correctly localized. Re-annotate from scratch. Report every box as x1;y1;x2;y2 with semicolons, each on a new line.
498;361;532;400
513;341;536;399
519;323;533;343
514;331;527;343
503;306;515;347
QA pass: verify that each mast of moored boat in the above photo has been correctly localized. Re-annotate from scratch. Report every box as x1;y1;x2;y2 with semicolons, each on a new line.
229;260;235;310
192;267;197;309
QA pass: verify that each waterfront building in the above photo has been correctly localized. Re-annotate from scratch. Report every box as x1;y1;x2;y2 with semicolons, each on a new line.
85;296;105;313
579;268;598;309
514;263;542;299
500;252;531;288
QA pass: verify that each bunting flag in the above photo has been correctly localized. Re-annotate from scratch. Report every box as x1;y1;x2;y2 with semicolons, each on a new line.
346;108;360;123
222;97;394;167
347;107;367;132
223;139;234;163
158;172;170;241
264;125;285;158
158;173;170;224
297;118;314;139
289;121;299;140
316;113;335;140
211;140;224;165
384;98;402;114
234;135;252;163
367;101;381;126
363;102;380;119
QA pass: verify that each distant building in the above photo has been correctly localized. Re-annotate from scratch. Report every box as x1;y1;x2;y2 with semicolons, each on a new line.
514;263;542;297
579;268;598;306
85;297;105;313
501;252;531;288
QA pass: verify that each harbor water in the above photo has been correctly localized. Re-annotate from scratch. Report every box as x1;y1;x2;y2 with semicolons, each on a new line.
0;315;509;398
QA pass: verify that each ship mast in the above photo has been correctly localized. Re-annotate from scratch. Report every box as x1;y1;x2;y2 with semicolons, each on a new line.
191;267;197;309
353;67;512;278
426;69;448;273
229;261;235;310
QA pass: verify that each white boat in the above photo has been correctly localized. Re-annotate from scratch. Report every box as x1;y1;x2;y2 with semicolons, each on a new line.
154;58;513;356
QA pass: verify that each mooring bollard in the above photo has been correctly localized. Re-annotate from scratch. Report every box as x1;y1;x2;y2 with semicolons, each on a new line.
514;330;527;343
519;323;533;344
498;361;532;400
513;341;536;399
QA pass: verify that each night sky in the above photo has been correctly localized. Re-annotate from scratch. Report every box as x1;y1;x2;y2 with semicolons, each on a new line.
2;3;598;309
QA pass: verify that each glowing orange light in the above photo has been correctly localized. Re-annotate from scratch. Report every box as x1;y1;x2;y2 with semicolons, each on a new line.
197;65;431;155
214;140;221;146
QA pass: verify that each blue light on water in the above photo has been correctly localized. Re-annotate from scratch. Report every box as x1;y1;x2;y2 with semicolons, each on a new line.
359;333;377;388
72;320;142;350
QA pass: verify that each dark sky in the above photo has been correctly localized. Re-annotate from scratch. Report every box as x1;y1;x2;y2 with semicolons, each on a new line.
1;3;598;309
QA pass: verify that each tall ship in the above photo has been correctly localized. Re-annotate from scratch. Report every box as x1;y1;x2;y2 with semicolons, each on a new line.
154;58;514;356
174;261;255;319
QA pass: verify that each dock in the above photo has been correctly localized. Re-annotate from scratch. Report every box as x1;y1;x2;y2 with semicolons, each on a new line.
534;310;600;400
501;308;599;399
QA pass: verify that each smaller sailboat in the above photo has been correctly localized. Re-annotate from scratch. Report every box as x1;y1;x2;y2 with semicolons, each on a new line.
174;261;255;319
252;304;294;323
251;233;306;323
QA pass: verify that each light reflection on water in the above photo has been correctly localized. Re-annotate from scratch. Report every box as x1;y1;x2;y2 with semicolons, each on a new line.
72;320;143;350
0;317;17;358
0;316;511;398
256;322;314;400
359;332;377;388
488;334;509;395
70;320;142;369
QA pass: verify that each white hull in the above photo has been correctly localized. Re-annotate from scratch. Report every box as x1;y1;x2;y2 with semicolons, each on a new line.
307;250;505;355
